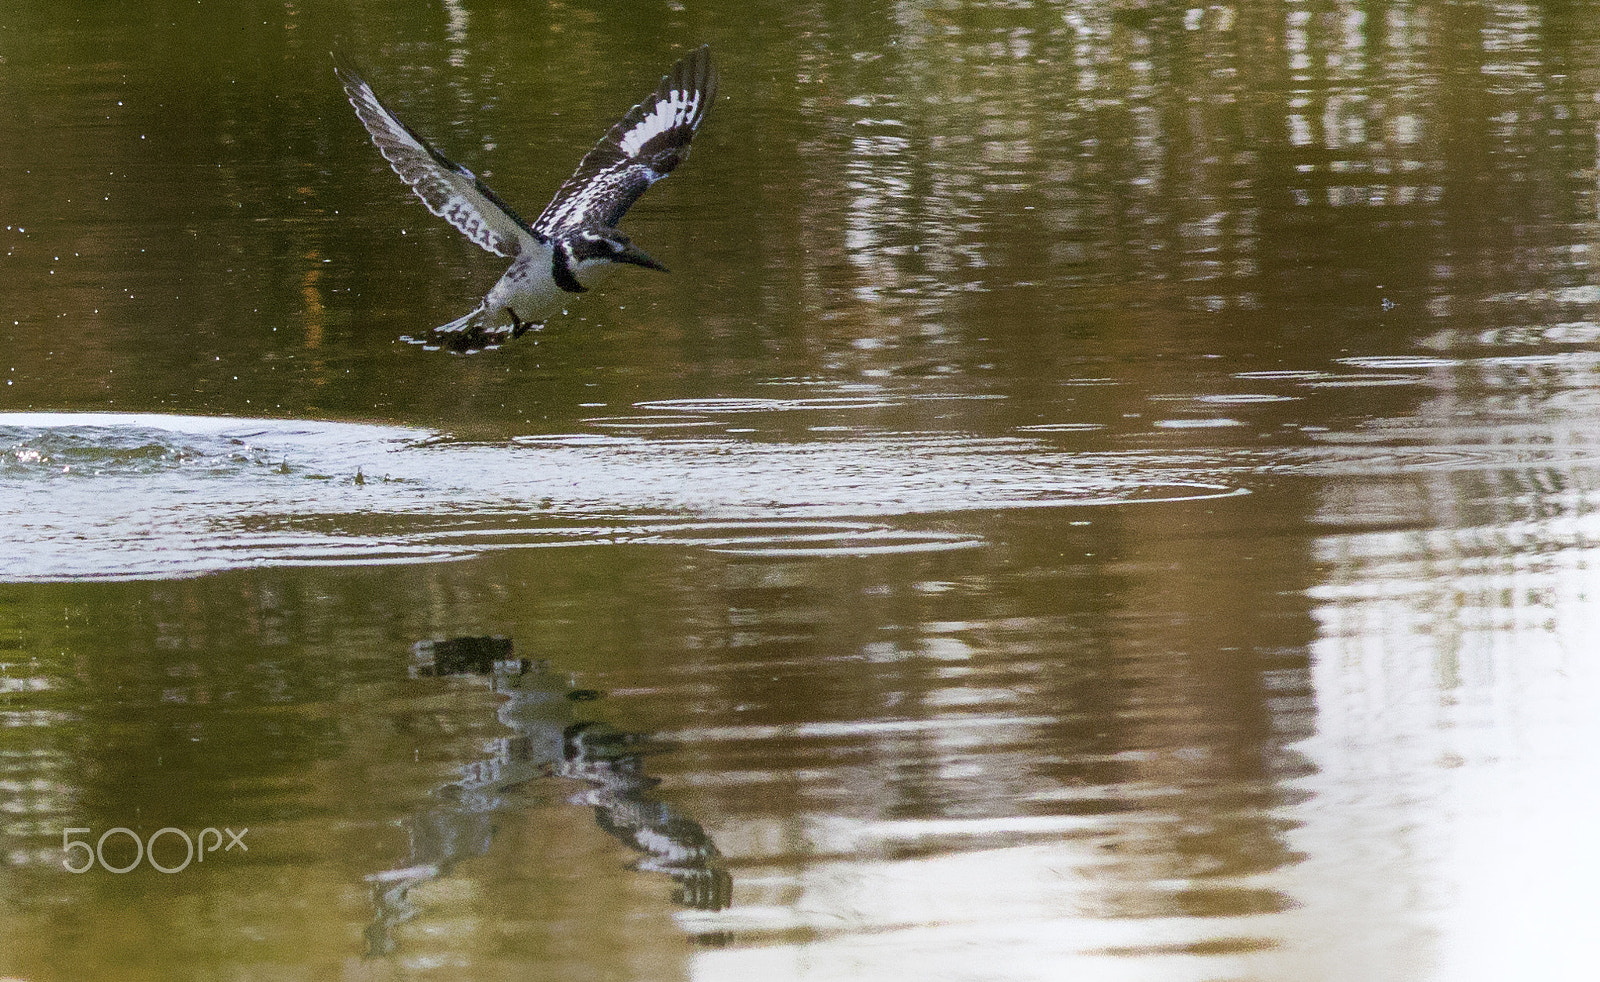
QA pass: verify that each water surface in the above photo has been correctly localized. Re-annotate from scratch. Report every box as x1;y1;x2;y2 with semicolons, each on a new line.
3;2;1599;980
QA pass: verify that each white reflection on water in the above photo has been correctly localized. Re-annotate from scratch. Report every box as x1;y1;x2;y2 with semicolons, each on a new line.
1250;336;1600;982
1276;509;1600;982
0;412;1243;581
665;350;1600;982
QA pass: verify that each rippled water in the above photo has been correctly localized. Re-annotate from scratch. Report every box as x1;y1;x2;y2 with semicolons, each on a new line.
2;408;1247;578
4;2;1600;981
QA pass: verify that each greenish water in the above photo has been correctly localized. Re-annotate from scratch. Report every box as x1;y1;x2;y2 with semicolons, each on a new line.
3;2;1600;980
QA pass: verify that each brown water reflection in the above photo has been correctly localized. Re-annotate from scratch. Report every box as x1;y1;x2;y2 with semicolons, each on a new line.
3;1;1600;980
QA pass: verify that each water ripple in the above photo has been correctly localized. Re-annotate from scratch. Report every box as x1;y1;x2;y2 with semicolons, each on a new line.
633;396;902;414
1;413;1242;581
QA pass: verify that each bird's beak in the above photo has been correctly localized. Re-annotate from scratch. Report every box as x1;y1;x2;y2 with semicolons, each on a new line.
618;244;669;273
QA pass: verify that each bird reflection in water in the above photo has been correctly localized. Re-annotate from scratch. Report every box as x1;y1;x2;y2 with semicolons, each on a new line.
365;636;730;956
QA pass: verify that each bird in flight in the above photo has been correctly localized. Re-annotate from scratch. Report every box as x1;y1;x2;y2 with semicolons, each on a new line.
334;46;717;352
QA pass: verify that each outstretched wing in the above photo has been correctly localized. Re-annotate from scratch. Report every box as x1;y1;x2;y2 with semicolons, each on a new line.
533;45;718;237
334;53;537;258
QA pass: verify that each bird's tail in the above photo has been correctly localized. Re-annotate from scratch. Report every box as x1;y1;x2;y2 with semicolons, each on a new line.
399;304;541;354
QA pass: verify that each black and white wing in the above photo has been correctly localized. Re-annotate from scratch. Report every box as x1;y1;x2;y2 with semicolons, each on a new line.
533;46;718;237
334;54;536;258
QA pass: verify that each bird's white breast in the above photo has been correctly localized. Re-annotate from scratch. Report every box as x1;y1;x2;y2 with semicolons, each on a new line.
482;241;616;323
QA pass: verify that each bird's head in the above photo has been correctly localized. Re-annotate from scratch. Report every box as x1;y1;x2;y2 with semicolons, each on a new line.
577;228;668;272
553;228;669;293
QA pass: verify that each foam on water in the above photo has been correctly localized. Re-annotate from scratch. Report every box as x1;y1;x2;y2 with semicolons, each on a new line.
1;412;1243;580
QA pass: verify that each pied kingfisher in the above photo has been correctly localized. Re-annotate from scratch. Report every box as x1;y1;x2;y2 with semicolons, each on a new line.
335;46;717;352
